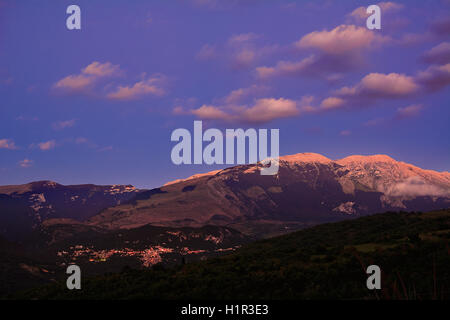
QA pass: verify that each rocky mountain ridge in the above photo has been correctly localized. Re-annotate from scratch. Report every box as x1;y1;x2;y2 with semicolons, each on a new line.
85;153;450;231
0;181;141;240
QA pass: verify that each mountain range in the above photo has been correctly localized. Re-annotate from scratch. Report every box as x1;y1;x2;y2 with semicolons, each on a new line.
1;153;449;241
1;152;449;297
85;153;450;234
0;181;140;240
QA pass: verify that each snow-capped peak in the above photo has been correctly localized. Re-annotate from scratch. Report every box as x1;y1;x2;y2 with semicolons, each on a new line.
336;154;396;165
279;153;332;164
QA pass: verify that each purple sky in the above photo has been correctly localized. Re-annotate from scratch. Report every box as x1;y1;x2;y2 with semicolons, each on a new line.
0;0;449;189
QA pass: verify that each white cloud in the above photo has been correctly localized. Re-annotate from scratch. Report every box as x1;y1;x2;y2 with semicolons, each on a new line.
387;176;449;197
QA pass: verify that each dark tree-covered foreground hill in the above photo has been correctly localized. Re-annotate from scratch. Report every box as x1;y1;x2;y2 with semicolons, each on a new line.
17;209;450;300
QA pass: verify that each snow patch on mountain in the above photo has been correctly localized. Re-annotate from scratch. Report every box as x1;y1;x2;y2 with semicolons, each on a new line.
29;193;48;212
333;202;356;215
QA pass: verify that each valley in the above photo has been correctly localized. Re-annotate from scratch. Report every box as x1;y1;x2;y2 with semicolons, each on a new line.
13;209;450;300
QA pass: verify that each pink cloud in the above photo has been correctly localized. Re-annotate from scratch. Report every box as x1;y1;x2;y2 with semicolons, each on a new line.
52;119;76;130
256;48;450;117
256;55;317;79
395;104;423;120
295;25;388;54
54;61;121;92
19;159;33;168
320;97;346;110
198;33;278;70
329;58;450;108
297;95;316;113
430;17;450;36
82;61;120;77
258;24;387;80
191;105;233;121
1;77;13;85
73;137;110;151
397;32;430;46
172;98;199;115
364;117;387;127
416;63;450;91
232;49;258;69
312;72;424;113
378;2;404;11
107;74;166;100
241;98;299;123
196;44;217;60
54;62;168;101
256;53;363;80
75;137;88;145
172;106;186;115
0;138;17;150
361;105;423;127
54;74;94;91
16;115;39;121
228;32;260;45
189;97;299;124
222;84;269;104
421;42;450;65
228;37;278;70
349;2;404;21
38;140;56;151
98;146;113;152
337;73;419;99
